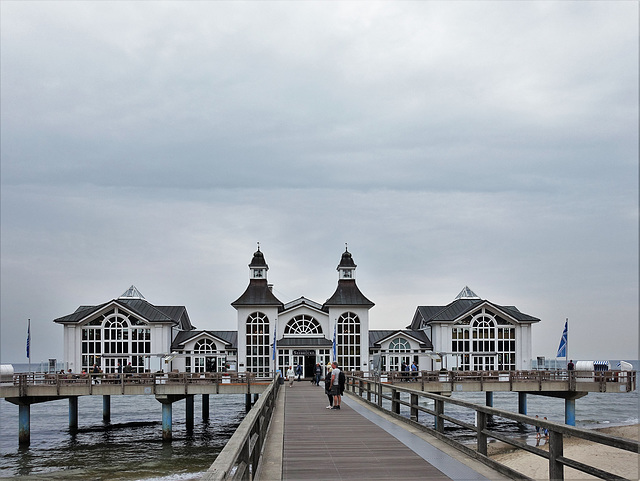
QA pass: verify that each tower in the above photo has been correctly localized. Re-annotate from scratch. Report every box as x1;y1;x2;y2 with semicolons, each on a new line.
231;246;283;374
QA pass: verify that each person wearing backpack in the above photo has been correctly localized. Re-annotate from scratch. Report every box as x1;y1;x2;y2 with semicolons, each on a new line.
330;362;342;410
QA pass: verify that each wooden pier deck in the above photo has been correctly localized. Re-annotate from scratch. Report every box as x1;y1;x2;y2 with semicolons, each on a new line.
258;381;511;481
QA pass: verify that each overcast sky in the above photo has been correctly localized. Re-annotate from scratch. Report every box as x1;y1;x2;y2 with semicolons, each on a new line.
1;2;637;365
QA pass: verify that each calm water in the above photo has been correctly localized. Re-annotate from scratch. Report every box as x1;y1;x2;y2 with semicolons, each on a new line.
2;362;638;480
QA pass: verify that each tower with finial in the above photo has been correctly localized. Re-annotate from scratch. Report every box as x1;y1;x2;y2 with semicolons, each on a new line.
231;244;283;374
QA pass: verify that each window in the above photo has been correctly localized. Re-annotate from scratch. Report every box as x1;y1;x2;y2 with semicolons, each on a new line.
388;337;410;371
246;312;270;375
337;312;360;372
191;338;217;373
284;315;322;335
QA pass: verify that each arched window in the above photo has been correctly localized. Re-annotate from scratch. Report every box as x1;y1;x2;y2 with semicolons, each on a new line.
387;337;411;371
389;338;411;351
246;312;270;374
194;338;216;353
190;338;218;373
284;315;322;335
337;312;360;372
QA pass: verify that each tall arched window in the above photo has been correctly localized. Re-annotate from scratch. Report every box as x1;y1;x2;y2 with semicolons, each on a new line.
337;312;360;372
284;315;322;335
246;312;270;374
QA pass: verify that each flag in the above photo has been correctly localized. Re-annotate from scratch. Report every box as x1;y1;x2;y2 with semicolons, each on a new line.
332;323;337;362
26;319;31;359
272;320;277;361
556;320;567;358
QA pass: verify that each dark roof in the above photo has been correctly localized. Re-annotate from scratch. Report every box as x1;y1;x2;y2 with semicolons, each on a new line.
409;299;540;329
277;337;333;347
337;248;357;269
369;330;432;349
249;249;268;268
231;279;284;309
53;299;193;330
323;280;374;308
171;330;237;350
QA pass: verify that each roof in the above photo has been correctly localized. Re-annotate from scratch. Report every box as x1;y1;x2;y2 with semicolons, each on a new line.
53;298;194;330
171;330;237;350
277;337;333;347
323;280;375;308
408;298;540;329
231;279;284;309
369;329;432;349
283;297;324;312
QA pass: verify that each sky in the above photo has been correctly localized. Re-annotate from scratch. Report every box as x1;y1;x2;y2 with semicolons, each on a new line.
1;2;638;365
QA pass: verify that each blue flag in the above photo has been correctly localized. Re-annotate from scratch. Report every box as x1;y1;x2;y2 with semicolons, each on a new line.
332;323;337;362
272;320;277;361
556;320;567;358
26;319;31;359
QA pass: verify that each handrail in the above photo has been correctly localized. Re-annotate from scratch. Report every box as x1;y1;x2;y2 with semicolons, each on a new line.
201;375;280;481
346;374;639;481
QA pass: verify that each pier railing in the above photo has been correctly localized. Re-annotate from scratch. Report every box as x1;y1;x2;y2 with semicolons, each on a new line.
202;375;280;481
346;374;639;481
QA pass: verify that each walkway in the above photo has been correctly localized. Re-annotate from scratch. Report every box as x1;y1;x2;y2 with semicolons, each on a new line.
258;380;511;481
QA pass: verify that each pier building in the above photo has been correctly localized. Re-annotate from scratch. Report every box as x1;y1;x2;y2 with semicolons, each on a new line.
52;246;539;377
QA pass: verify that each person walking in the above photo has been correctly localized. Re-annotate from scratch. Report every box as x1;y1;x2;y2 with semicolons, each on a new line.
324;365;334;409
286;366;295;387
330;362;341;410
314;363;322;386
295;363;302;381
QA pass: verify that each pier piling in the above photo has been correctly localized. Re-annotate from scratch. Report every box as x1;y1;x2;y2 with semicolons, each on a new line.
103;395;111;423
69;397;78;430
202;394;209;422
18;404;30;446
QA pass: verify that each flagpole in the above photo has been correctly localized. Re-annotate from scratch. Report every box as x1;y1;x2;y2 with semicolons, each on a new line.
27;318;31;374
565;317;569;365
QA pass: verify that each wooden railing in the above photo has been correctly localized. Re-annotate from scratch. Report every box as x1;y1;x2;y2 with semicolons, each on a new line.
201;375;281;481
346;374;639;481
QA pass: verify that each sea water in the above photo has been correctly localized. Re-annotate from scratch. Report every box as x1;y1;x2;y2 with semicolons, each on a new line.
1;362;638;479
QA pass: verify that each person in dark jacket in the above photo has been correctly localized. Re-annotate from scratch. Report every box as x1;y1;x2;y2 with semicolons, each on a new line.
324;366;334;409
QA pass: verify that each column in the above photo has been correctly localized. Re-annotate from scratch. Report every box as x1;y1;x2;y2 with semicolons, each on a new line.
565;398;576;426
485;391;493;407
69;397;78;430
185;395;194;430
202;394;210;422
518;392;527;415
19;404;30;446
162;402;172;441
103;395;111;423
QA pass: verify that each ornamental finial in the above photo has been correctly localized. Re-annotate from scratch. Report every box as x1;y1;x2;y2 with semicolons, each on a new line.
257;241;260;251
345;242;348;252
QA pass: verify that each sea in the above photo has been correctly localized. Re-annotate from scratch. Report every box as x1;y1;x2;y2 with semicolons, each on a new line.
1;361;638;480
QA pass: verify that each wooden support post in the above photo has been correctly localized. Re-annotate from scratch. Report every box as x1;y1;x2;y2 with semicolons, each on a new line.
185;395;194;430
377;380;383;408
476;411;487;456
202;394;210;422
103;395;111;423
69;396;78;431
548;430;564;480
245;393;252;412
485;391;493;407
367;381;371;402
518;392;527;415
435;399;444;433
19;403;30;446
162;402;172;441
392;389;400;414
410;393;418;421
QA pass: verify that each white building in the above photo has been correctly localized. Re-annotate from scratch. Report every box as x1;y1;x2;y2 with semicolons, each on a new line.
53;249;539;375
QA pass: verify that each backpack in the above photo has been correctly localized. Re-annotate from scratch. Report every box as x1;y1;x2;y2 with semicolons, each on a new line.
338;370;345;387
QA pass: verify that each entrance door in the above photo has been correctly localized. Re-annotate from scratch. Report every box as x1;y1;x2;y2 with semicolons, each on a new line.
473;355;496;371
304;356;316;379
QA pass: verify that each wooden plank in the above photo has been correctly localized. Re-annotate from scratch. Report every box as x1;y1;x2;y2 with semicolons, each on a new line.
282;383;451;481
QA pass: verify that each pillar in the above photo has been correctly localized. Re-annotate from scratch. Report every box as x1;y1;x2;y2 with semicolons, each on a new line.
485;392;493;407
185;395;194;430
19;404;30;446
162;402;172;441
202;394;210;422
245;393;252;412
69;397;78;430
518;392;527;415
253;393;259;403
565;398;576;426
410;393;419;421
103;395;111;423
435;399;444;433
392;389;400;414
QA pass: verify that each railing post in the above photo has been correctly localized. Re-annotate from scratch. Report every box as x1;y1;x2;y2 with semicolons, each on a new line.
548;430;564;480
410;393;418;421
476;410;487;456
434;398;444;433
392;389;400;414
377;379;383;408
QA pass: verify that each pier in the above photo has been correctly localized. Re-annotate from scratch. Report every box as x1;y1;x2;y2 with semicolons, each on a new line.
205;371;638;481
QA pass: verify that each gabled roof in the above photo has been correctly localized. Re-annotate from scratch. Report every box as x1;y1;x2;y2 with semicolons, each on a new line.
369;329;432;349
231;279;284;309
283;296;324;312
53;298;194;330
408;298;540;330
323;280;374;308
171;330;237;350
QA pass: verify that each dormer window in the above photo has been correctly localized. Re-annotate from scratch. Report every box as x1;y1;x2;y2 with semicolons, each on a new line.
340;268;354;280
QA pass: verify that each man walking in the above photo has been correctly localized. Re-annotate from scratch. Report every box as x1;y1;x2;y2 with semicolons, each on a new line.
330;362;341;410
